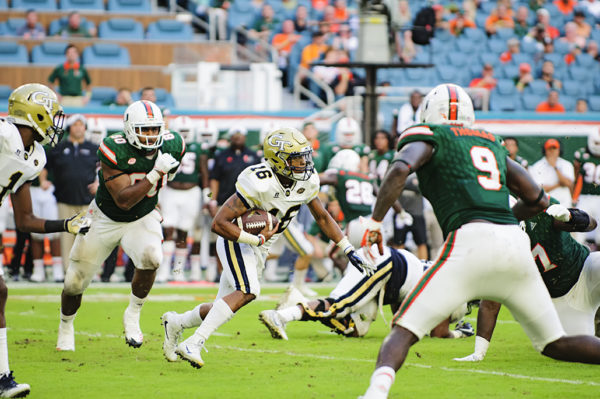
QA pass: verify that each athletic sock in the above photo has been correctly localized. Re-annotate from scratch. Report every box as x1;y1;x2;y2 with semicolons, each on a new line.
159;240;175;279
173;248;188;279
292;268;308;288
278;305;303;323
32;259;45;280
189;299;233;343
127;293;146;313
0;329;9;375
364;366;396;398
176;304;204;328
190;254;201;279
52;256;64;281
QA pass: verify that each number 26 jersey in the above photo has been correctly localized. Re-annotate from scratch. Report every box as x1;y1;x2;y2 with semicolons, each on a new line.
235;162;320;251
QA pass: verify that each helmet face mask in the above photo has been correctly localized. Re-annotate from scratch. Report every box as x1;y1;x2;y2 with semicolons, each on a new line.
588;129;600;157
169;116;196;144
123;100;164;151
264;127;314;181
86;117;107;145
335;117;362;147
420;83;475;127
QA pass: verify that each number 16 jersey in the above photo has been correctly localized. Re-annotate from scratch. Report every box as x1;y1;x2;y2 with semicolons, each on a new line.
397;124;517;237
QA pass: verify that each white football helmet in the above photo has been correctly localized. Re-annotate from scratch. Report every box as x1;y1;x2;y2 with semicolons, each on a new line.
86;117;107;146
335;117;362;147
346;218;369;249
588;128;600;157
420;83;474;127
328;149;361;172
123;100;165;151
259;121;281;146
196;118;218;147
169;116;196;144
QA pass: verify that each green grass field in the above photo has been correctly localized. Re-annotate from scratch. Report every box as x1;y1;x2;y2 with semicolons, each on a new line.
5;283;599;398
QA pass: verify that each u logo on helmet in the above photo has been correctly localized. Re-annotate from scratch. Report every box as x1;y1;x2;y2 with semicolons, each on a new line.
268;134;291;151
30;91;56;109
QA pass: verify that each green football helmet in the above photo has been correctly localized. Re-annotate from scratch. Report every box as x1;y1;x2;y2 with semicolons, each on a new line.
8;83;65;147
263;127;314;181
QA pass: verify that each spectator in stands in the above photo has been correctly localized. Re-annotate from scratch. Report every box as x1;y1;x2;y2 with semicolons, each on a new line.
573;9;592;39
432;4;449;31
272;20;302;84
56;11;96;38
321;5;341;34
300;31;328;70
560;21;587;49
586;40;600;61
536;90;566;113
395;30;417;63
564;43;582;65
529;138;574;206
539;60;562;90
389;0;412;29
469;63;497;91
500;38;521;63
514;62;534;92
294;5;310;33
529;0;546;11
582;0;600;19
140;86;156;103
332;24;358;52
333;0;350;24
329;51;362;99
104;88;133;107
281;0;298;13
16;9;45;39
395;89;423;135
503;137;528;169
513;6;530;38
48;44;91;107
301;122;326;172
576;98;589;113
312;0;328;12
208;0;230;40
485;3;514;36
249;4;280;43
533;8;559;39
554;0;577;15
541;36;555;56
448;9;476;36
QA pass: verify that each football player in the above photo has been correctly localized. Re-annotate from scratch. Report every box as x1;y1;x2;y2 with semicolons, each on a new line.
456;199;600;361
156;116;202;282
573;128;600;246
57;100;184;352
259;220;473;340
85;117;107;146
1;83;90;398
161;127;374;369
360;84;600;399
321;117;370;174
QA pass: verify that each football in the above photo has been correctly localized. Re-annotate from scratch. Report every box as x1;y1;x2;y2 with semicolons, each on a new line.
236;209;278;235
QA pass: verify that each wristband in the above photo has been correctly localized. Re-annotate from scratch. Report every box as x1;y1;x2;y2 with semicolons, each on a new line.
237;230;261;246
336;236;354;254
44;219;67;233
146;169;162;185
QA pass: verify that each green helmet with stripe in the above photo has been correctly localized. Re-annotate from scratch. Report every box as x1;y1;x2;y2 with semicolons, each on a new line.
123;100;165;151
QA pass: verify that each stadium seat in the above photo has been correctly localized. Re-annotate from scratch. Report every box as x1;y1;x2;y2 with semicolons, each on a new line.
490;92;520;111
591;30;600;44
11;0;57;10
480;2;496;14
479;52;500;68
542;53;564;68
525;79;550;96
495;79;517;95
405;68;435;86
455;38;477;54
463;28;486;42
430;37;453;54
575;53;596;69
487;39;506;54
475;13;488;29
447;54;470;68
146;20;194;42
500;64;519;79
59;0;105;11
88;86;118;107
588;95;600;112
436;64;459;83
4;18;26;36
562;80;581;97
82;43;130;66
0;0;6;8
521;40;539;55
568;66;592;83
0;85;12;103
0;42;29;64
521;94;545;111
107;0;151;13
227;9;256;31
553;40;571;55
495;28;517;41
509;53;533;67
433;29;454;43
133;88;175;109
560;94;576;111
0;23;5;36
31;42;69;66
99;19;144;41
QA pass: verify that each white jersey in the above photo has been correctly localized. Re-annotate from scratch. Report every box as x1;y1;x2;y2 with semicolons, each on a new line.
0;119;46;206
235;162;320;252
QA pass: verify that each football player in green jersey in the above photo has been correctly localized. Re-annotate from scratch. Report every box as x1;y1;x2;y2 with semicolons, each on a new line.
321;117;370;173
361;84;600;399
57;100;185;352
368;129;395;187
573;128;600;246
456;198;600;361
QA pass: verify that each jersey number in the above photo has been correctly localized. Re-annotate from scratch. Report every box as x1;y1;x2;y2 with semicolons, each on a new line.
470;146;501;191
269;204;301;234
250;164;272;179
369;159;389;182
0;171;23;204
179;152;197;175
345;180;374;205
582;162;600;185
532;243;558;272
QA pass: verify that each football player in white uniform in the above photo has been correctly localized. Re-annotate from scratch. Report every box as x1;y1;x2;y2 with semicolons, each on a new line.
160;127;374;369
0;83;90;398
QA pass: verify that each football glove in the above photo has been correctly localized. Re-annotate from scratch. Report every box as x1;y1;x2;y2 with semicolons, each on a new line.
65;211;91;235
360;216;384;264
154;150;180;175
337;236;376;276
394;210;413;228
546;204;571;222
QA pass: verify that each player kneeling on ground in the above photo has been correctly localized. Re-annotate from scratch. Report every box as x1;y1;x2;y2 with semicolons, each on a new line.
160;127;374;369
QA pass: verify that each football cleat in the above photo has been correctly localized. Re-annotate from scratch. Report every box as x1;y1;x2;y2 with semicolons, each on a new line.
161;312;184;362
0;372;30;398
56;319;75;351
258;310;288;340
123;307;143;348
454;321;475;337
176;338;206;369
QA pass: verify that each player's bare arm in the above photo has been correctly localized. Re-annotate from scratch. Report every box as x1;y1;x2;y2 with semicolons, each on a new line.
211;194;278;243
506;157;550;220
102;161;155;211
11;182;47;233
307;197;344;243
317;171;338;186
199;153;209;189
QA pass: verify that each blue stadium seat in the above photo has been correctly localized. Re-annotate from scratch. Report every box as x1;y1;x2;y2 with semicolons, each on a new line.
487;39;506;54
59;0;104;10
479;52;500;68
0;85;11;111
560;94;576;111
431;51;448;65
227;10;256;31
11;0;57;10
4;18;25;36
490;92;520;111
0;23;5;36
500;64;519;79
475;13;488;29
31;42;69;65
99;19;144;40
430;37;453;54
575;53;596;69
447;54;470;68
433;29;454;43
405;68;435;86
146;20;194;42
495;28;517;41
82;43;130;66
521;40;539;55
568;65;592;83
588;95;600;112
463;28;486;42
562;79;581;97
496;79;517;95
592;30;600;44
436;64;459;83
107;0;151;13
525;79;550;96
480;2;496;14
88;86;118;107
0;0;6;8
0;42;29;64
455;37;477;54
521;94;545;111
553;40;571;55
509;53;533;67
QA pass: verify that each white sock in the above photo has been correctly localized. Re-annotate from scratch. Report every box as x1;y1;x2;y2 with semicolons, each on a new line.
0;328;9;375
292;268;308;287
173;248;188;275
52;257;64;280
32;259;44;277
176;304;204;328
278;305;303;323
160;240;175;276
190;254;201;277
190;299;233;343
127;293;146;313
364;366;396;398
60;311;76;323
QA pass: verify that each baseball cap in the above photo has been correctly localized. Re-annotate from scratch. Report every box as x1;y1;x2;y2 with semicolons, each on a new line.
226;124;247;138
66;113;87;128
519;62;531;73
537;8;550;18
574;9;585;17
544;138;560;150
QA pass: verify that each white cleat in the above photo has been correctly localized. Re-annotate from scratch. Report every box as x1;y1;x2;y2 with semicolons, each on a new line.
123;307;143;348
161;312;183;362
175;338;205;369
172;272;185;282
189;269;202;282
29;271;45;283
276;286;308;310
0;371;30;398
258;310;288;340
56;319;75;351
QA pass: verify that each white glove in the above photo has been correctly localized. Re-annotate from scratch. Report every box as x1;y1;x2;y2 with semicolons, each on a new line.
546;204;571;222
202;187;212;205
360;216;383;265
394;210;413;228
453;353;484;362
153;150;180;175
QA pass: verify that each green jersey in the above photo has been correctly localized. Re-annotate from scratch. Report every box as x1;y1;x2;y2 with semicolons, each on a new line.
368;149;394;186
334;170;375;222
97;131;185;222
574;147;600;196
524;198;589;297
321;143;370;171
398;124;516;237
172;141;204;184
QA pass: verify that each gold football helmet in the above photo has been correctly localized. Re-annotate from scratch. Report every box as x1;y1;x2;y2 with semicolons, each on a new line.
8;83;65;147
263;127;314;181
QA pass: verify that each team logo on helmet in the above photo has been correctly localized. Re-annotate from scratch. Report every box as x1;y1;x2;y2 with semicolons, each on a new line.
30;91;57;109
268;134;292;151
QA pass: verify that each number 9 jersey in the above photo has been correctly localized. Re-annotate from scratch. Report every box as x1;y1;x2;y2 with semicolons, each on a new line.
235;161;320;253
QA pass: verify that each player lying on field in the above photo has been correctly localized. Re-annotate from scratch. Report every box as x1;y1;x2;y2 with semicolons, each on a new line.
259;220;473;340
456;199;600;361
